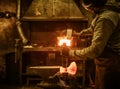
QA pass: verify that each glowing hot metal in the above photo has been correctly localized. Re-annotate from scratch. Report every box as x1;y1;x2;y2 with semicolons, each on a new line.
60;61;77;75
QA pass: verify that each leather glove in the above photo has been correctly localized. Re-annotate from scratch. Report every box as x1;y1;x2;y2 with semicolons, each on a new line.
62;44;70;57
69;50;75;57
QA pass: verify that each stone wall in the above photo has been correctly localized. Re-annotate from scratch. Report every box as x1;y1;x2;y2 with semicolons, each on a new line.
0;0;17;81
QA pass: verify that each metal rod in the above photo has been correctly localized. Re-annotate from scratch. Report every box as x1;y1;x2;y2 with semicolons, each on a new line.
16;0;27;85
16;21;28;44
53;0;55;16
16;0;28;44
16;0;21;20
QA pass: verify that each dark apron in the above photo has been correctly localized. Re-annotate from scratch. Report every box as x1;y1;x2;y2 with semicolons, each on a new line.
94;47;120;89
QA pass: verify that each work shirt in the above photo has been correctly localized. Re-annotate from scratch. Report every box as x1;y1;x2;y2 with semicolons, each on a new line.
70;9;120;59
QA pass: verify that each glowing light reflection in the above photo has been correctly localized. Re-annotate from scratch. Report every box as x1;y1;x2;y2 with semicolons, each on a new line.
58;37;71;46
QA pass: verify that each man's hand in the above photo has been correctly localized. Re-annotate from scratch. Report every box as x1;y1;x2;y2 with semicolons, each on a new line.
62;44;70;57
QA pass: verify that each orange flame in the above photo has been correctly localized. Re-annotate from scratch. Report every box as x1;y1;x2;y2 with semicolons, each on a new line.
58;37;71;46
